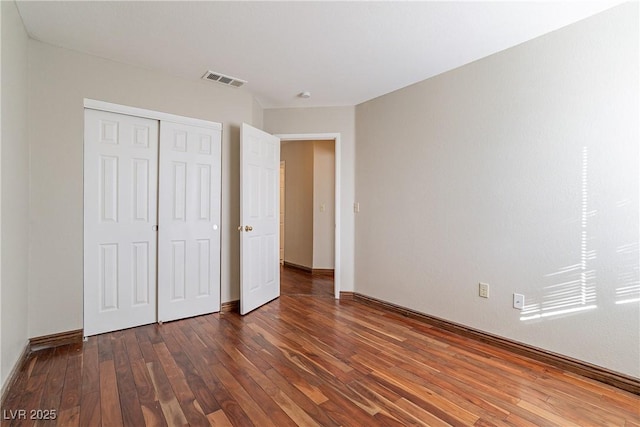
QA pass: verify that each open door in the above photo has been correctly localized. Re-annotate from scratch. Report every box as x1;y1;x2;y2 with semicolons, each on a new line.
240;123;281;314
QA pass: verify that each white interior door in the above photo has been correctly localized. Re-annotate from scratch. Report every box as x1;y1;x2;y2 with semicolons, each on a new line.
158;121;222;322
240;123;280;315
84;109;158;336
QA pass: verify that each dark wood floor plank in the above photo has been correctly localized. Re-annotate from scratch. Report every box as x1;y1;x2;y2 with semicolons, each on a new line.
145;360;188;426
2;356;36;417
390;364;507;425
8;374;47;427
122;328;144;361
80;337;99;393
78;390;101;427
129;358;167;427
112;335;146;427
3;266;638;426
97;334;114;363
368;358;485;426
98;359;123;427
152;342;208;426
34;346;68;427
58;346;82;412
253;333;330;405
264;367;339;426
139;324;195;424
29;349;54;379
401;361;514;421
55;406;79;427
211;332;303;427
316;388;383;427
395;396;454;427
180;320;256;427
206;409;234;426
344;379;426;426
159;322;222;417
210;362;274;427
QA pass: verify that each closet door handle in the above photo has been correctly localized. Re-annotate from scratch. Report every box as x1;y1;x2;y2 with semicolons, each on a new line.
245;225;253;232
152;225;158;231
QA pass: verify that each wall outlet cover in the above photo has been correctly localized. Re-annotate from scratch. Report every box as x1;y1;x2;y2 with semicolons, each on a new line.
479;282;489;298
513;293;524;310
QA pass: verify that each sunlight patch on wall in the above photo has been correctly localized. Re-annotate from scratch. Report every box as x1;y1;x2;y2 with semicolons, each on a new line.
521;147;598;321
614;242;640;305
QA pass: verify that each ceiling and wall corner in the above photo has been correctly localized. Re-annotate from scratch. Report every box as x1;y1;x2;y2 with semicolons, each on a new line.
252;96;264;130
14;1;623;108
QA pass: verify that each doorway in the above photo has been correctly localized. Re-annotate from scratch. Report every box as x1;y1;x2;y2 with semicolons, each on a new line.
276;133;341;298
280;160;285;265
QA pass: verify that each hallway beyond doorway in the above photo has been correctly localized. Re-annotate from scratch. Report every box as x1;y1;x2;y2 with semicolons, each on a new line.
280;265;333;298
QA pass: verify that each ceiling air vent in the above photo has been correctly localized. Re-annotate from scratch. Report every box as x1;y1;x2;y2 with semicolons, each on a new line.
202;70;246;88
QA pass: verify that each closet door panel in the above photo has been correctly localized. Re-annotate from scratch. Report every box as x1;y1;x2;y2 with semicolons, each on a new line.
158;121;221;322
84;109;158;336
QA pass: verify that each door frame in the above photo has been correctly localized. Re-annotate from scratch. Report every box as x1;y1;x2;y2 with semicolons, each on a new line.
84;99;221;130
275;133;341;299
279;160;286;265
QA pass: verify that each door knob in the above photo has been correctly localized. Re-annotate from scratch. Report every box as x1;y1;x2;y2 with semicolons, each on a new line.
238;226;243;232
245;225;253;232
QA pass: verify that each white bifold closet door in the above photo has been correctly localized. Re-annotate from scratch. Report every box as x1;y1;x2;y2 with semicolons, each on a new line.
84;109;159;336
158;121;221;322
84;108;221;336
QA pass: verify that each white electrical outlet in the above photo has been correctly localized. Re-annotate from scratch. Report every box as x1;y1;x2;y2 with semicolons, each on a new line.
513;293;524;310
479;283;489;298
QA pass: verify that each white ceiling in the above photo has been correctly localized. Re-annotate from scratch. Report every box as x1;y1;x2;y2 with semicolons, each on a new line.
16;1;622;109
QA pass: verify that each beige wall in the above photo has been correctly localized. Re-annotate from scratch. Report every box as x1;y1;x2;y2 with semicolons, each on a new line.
1;0;29;389
27;40;262;338
355;3;639;377
281;142;314;268
252;97;264;130
264;107;355;291
313;140;335;269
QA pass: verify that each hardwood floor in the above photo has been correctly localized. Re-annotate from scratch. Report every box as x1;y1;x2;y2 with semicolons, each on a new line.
2;267;638;426
280;265;334;298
